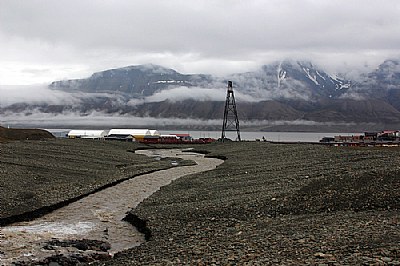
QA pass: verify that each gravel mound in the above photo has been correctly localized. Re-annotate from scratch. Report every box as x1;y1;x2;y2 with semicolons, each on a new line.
0;127;54;142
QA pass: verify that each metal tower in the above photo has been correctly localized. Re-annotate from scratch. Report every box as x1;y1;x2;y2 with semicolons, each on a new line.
221;81;241;141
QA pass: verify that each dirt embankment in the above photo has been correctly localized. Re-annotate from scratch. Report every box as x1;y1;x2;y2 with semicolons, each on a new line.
0;126;54;142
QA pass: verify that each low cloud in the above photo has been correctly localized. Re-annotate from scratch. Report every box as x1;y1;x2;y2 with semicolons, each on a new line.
241;119;356;127
0;85;76;106
0;111;222;128
128;87;225;105
0;85;129;107
127;85;265;106
339;91;367;100
1;82;306;113
0;78;375;129
0;110;356;129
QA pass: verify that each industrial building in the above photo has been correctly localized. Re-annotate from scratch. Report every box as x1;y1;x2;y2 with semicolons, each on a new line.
320;130;400;146
105;129;160;141
67;130;109;139
66;128;214;144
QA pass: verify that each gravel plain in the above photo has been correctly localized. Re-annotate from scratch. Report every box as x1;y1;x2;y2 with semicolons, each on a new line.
101;142;399;265
1;139;399;265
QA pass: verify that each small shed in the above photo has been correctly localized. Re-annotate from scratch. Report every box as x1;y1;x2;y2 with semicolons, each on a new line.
67;130;108;139
175;133;192;141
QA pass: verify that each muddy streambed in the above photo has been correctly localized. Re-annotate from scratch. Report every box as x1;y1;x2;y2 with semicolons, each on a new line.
0;149;223;265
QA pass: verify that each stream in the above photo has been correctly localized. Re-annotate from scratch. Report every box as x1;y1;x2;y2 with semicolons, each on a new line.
0;149;223;265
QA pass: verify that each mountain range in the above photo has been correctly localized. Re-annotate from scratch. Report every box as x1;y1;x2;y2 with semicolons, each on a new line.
2;59;400;131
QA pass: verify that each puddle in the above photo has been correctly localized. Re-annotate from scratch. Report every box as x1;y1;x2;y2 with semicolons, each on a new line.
0;149;223;265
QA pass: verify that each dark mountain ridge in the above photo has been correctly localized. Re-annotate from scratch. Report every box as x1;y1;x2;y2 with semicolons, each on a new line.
50;64;213;96
3;59;400;130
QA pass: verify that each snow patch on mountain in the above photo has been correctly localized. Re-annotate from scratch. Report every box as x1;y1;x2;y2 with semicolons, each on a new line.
302;66;319;86
277;62;286;88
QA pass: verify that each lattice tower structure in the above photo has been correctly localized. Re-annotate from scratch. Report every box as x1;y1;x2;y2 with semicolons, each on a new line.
221;81;241;141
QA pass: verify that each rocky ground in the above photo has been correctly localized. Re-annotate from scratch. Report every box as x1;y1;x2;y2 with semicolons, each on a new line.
1;140;399;265
99;142;399;265
0;139;173;224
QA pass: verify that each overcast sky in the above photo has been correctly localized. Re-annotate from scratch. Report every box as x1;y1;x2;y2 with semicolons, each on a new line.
1;0;400;85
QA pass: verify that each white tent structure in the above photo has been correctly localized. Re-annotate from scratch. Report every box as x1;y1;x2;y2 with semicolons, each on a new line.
67;130;108;139
106;129;162;142
107;129;151;137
